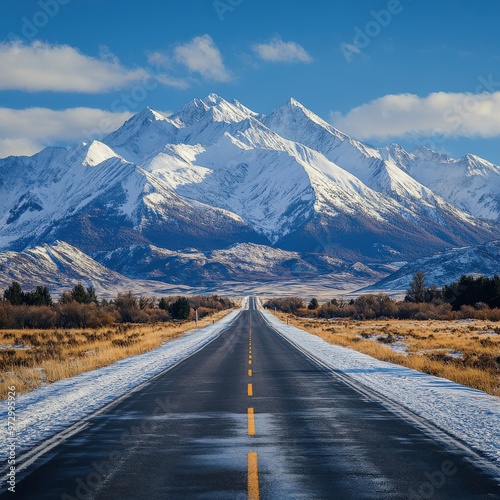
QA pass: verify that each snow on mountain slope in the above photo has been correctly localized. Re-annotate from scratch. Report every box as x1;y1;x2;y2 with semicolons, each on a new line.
263;99;490;234
173;93;253;128
0;94;499;272
136;109;476;253
0;241;150;295
366;240;500;291
103;107;179;164
263;98;384;182
0;135;263;253
382;145;500;221
104;94;255;164
0;141;140;250
94;242;384;285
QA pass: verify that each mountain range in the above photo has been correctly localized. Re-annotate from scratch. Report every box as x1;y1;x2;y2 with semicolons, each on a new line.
365;240;500;292
0;94;499;293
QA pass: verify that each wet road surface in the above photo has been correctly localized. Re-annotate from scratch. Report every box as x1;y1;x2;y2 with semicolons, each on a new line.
6;297;500;499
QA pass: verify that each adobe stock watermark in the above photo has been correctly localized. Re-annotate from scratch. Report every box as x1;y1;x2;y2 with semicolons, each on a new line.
408;460;457;499
213;0;244;22
340;0;412;62
7;0;71;44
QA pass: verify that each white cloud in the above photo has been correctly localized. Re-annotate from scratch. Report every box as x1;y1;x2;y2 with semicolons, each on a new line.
0;107;133;158
0;138;42;158
0;41;149;93
147;51;172;69
252;36;313;63
330;91;500;139
145;51;191;89
173;35;231;82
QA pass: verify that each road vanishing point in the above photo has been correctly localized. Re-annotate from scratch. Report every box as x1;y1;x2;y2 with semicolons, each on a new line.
5;297;500;499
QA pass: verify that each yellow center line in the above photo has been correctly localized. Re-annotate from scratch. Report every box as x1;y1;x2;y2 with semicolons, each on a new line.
247;452;260;500
248;369;252;377
248;383;253;396
248;407;256;436
248;359;252;365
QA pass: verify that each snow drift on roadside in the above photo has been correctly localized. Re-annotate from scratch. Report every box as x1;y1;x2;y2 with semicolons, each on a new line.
0;310;240;460
261;309;500;468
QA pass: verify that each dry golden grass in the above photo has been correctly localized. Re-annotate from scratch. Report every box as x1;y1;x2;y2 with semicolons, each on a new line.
273;312;500;397
0;309;232;399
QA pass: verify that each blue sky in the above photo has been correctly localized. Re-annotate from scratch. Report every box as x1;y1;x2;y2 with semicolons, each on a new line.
2;0;500;162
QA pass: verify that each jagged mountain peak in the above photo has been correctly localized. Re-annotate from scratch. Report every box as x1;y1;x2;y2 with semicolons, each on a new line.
283;97;307;110
411;145;451;162
139;106;169;121
264;98;351;150
460;152;500;175
173;93;253;127
204;92;225;105
71;140;123;167
116;106;172;132
174;98;210;126
231;99;260;118
103;109;178;164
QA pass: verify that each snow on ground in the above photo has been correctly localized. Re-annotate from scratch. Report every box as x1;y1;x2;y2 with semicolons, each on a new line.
1;300;498;476
261;309;500;469
0;310;240;462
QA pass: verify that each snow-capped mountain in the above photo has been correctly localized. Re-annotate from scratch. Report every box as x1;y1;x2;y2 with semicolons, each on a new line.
0;137;264;253
0;241;385;295
366;240;500;291
0;241;158;296
381;145;500;221
93;242;383;285
105;95;498;257
263;99;495;239
0;94;499;292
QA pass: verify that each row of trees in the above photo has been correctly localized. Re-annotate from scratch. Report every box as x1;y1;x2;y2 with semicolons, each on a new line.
443;275;500;310
404;272;500;310
4;282;53;306
265;273;500;321
0;282;233;329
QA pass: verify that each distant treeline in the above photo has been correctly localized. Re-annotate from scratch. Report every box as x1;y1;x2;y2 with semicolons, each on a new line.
0;282;234;329
265;274;500;321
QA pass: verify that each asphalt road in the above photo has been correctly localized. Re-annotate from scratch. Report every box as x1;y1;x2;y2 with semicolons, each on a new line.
7;297;500;499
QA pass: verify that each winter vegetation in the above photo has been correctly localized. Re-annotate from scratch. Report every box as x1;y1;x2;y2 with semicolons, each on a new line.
0;281;233;328
0;282;234;399
269;312;500;397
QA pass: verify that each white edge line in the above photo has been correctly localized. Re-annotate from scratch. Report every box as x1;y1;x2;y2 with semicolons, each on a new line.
259;310;500;480
3;310;242;482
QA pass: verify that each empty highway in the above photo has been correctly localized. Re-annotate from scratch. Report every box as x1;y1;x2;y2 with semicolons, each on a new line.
5;298;499;499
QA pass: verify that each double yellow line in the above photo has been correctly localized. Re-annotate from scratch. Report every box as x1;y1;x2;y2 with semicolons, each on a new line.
247;319;260;499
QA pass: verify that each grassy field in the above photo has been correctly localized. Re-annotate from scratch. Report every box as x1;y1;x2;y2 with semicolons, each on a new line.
273;312;500;397
0;309;232;400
